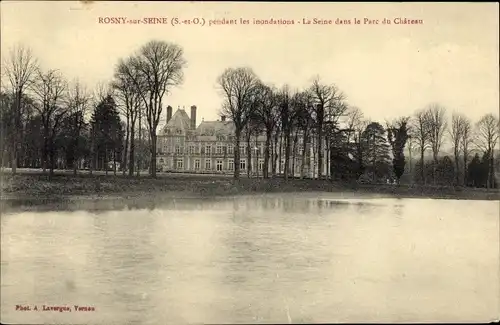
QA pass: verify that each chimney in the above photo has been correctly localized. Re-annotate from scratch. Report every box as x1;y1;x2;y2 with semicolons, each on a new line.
190;105;197;129
166;105;173;123
221;115;226;122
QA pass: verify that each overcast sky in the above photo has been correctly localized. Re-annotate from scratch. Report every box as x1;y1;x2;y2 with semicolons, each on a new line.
1;1;498;125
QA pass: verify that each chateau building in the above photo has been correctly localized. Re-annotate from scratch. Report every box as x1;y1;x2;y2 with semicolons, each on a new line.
156;106;330;177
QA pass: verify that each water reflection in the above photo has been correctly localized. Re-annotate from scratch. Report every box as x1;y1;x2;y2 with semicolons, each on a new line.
2;194;386;215
1;196;499;324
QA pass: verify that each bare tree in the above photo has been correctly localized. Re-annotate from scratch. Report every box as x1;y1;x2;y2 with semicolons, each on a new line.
217;67;260;179
461;117;473;185
426;104;448;180
344;106;364;144
125;41;186;178
66;79;91;175
30;68;68;179
411;109;431;183
113;57;144;176
476;113;500;188
93;81;114;105
253;83;279;179
295;91;314;179
309;77;346;179
277;85;296;180
2;44;38;174
449;112;470;185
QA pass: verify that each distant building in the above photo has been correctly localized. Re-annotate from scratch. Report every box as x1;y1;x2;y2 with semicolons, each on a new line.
155;106;330;177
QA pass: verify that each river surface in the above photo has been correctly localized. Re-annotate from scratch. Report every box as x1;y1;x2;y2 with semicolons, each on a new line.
1;194;499;324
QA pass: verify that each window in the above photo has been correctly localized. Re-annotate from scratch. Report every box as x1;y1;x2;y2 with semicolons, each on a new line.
189;145;195;154
175;146;183;154
216;135;225;141
216;145;223;155
240;159;246;171
176;159;184;170
240;146;245;156
176;129;182;135
195;159;200;170
176;137;181;143
159;158;164;164
258;159;264;171
228;159;234;171
227;145;234;155
206;145;212;155
216;160;223;171
205;159;211;170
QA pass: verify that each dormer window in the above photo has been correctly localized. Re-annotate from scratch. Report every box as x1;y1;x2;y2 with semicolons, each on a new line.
176;129;182;135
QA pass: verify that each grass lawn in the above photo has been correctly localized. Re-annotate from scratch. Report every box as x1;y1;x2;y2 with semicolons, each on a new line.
1;169;499;201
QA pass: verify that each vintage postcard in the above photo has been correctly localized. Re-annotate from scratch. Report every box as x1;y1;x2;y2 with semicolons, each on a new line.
1;1;499;324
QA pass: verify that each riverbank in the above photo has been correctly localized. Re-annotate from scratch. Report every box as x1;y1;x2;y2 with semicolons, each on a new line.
1;171;499;202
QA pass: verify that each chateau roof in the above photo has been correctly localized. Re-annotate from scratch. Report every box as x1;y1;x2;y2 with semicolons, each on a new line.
196;120;234;136
162;108;191;134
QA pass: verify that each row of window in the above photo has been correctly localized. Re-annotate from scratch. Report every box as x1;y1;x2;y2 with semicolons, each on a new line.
165;130;233;141
162;145;277;156
161;145;311;156
160;158;270;172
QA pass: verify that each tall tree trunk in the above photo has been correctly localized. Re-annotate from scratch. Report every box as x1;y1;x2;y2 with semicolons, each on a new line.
263;130;271;179
137;110;142;177
454;149;460;186
246;131;252;178
73;124;80;176
324;137;332;180
104;145;108;176
317;123;323;180
90;126;95;176
48;141;55;181
300;133;307;179
151;133;157;178
420;148;425;184
42;136;48;174
272;131;279;176
463;151;468;186
278;133;283;175
129;123;135;177
113;150;117;176
291;136;297;179
432;153;438;185
284;131;291;181
234;128;241;179
312;136;317;179
488;147;494;189
490;156;495;188
123;115;129;175
11;92;22;175
255;134;259;178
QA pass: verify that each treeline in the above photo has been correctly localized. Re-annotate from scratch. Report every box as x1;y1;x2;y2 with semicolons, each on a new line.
216;67;499;188
1;41;499;188
1;41;185;178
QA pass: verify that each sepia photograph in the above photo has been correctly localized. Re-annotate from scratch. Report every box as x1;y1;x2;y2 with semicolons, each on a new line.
1;1;499;324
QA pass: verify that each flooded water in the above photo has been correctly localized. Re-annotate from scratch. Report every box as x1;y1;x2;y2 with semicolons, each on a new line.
1;195;499;324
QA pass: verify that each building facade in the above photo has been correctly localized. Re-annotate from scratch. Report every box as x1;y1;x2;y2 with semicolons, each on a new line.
156;106;329;177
